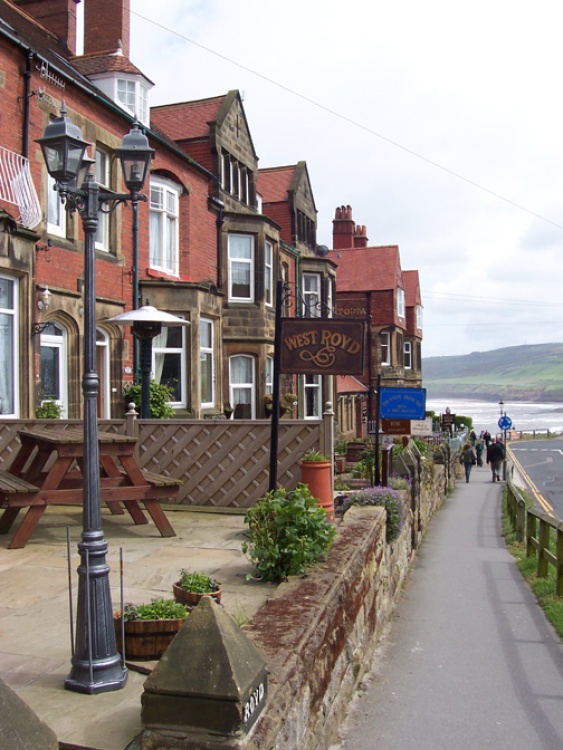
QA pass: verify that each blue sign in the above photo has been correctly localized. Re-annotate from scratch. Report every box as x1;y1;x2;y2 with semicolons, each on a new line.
379;387;426;420
498;415;512;431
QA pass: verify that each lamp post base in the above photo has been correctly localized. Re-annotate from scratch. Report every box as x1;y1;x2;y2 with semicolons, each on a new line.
65;662;128;695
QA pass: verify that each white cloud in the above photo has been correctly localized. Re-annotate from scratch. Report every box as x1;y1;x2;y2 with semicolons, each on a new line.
126;0;563;356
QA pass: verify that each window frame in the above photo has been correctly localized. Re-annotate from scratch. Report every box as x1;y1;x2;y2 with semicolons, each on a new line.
149;176;180;277
265;240;273;307
381;331;391;366
396;287;405;319
39;322;68;419
304;373;321;419
200;318;215;409
152;322;187;409
228;234;255;302
404;340;412;370
0;275;19;417
116;76;149;125
46;172;66;238
229;354;255;419
302;272;321;318
416;305;423;330
95;147;111;252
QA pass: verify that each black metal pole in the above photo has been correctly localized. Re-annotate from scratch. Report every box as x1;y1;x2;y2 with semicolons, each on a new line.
65;175;127;694
269;280;284;492
139;333;153;419
374;373;381;486
132;200;140;383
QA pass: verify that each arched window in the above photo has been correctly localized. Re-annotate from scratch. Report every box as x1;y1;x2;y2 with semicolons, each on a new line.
39;323;68;418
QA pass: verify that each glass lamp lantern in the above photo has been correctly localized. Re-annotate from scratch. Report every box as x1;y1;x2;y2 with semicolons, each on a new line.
116;122;154;193
36;103;89;184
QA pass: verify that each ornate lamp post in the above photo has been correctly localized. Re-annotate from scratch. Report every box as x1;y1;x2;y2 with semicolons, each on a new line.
36;103;153;694
107;305;191;418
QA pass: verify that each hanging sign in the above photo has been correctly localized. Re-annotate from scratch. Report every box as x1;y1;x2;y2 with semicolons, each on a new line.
280;318;365;375
379;387;427;420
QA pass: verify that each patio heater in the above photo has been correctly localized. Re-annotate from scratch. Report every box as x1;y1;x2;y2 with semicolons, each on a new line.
107;305;190;418
36;103;153;694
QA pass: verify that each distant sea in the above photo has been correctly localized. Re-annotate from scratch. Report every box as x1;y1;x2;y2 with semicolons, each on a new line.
426;398;563;436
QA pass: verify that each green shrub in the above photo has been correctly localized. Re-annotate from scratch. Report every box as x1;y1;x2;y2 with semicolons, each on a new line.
124;381;175;418
120;598;189;621
342;486;407;543
35;399;62;419
242;484;336;582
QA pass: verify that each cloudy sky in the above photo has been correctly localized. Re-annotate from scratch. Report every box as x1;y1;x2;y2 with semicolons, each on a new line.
119;0;563;357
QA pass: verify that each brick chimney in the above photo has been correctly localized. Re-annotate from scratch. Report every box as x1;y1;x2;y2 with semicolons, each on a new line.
354;224;369;248
84;0;131;57
332;205;355;250
15;0;79;55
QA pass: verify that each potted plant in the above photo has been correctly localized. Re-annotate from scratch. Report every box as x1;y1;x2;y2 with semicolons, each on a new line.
282;392;298;415
223;402;234;419
113;598;190;660
299;450;334;521
172;569;222;606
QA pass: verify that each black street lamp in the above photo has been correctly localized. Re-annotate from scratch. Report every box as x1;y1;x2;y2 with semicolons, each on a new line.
107;305;191;418
36;103;153;694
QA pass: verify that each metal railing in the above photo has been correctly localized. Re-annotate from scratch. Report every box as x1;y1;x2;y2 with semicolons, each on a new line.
0;145;41;228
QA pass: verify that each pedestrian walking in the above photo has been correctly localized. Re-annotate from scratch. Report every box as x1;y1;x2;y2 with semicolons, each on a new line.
483;430;491;448
486;437;504;481
475;440;484;467
460;442;477;483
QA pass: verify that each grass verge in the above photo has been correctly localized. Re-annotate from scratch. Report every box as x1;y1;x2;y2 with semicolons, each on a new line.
501;490;563;639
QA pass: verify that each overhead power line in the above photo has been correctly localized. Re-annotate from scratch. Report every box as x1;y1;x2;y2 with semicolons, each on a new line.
133;9;563;233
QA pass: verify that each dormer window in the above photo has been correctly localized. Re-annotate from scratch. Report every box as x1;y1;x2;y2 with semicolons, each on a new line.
116;77;149;124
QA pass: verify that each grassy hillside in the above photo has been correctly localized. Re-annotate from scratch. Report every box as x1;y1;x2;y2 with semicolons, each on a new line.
422;343;563;401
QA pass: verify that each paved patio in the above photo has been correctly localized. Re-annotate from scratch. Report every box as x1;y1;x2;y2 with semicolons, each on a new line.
0;504;276;750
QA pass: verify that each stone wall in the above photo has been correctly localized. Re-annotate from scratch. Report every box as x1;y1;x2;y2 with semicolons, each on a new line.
243;461;449;750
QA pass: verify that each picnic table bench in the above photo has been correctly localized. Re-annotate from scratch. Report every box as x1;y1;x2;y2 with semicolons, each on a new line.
0;428;181;549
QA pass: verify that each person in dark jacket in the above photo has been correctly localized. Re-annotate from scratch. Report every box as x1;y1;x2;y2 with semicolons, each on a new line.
486;437;504;481
460;442;477;483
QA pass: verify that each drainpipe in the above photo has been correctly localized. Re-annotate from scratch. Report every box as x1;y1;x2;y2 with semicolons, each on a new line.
209;196;224;290
22;50;33;158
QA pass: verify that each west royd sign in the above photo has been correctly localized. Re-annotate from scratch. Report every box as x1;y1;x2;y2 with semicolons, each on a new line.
280;319;365;375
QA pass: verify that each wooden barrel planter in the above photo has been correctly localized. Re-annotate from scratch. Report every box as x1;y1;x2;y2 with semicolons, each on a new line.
172;583;222;607
300;460;335;522
114;615;187;661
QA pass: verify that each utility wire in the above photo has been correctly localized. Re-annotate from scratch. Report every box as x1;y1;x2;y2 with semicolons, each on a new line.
133;9;563;233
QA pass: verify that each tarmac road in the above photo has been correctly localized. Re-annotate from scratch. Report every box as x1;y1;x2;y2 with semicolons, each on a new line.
333;464;563;750
509;438;563;520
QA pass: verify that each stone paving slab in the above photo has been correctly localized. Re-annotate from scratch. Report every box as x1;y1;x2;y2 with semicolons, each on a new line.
0;505;275;750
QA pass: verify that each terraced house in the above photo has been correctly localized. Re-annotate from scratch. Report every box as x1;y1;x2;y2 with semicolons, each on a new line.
0;0;336;422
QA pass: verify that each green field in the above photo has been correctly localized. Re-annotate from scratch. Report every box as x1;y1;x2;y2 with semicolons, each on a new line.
423;343;563;401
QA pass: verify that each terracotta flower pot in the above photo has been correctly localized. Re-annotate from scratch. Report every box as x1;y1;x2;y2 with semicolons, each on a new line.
299;460;334;522
172;582;222;606
114;615;187;661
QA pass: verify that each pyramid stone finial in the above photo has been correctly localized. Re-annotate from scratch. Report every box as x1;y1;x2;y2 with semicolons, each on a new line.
141;597;268;744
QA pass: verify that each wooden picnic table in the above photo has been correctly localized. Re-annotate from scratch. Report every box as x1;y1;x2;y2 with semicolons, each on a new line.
0;428;181;549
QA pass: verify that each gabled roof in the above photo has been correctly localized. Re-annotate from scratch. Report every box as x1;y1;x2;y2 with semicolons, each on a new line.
403;270;422;307
337;375;369;395
257;165;295;202
328;245;403;292
151;95;226;141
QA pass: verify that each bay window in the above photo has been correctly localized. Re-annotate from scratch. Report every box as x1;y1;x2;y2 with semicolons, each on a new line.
303;272;321;317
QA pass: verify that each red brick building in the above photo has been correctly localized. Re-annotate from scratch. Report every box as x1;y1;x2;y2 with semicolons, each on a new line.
328;205;423;430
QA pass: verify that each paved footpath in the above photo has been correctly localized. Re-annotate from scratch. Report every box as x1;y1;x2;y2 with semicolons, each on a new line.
334;464;563;750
